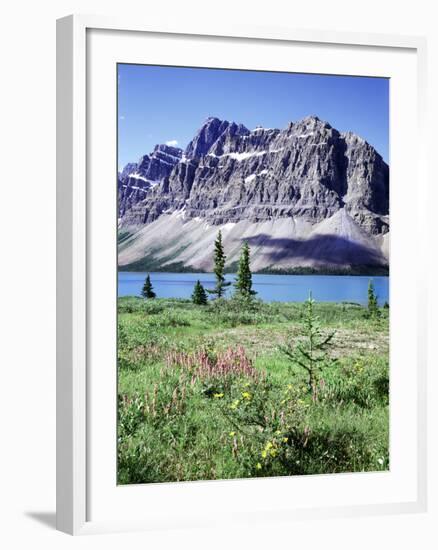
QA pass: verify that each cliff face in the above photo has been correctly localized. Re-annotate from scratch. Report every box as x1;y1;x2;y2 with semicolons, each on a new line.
118;144;182;218
118;116;389;273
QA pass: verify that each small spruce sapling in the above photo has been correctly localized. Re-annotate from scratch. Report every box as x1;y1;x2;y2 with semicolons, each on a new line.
192;280;208;305
367;279;380;318
279;293;335;400
141;274;156;299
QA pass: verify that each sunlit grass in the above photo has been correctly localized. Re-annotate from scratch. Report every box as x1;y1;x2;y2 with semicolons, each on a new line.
117;296;389;484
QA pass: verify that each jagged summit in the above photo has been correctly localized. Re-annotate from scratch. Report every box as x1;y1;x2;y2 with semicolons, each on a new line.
341;131;378;157
184;117;249;159
118;116;389;273
119;115;358;177
298;114;326;124
118;143;183;217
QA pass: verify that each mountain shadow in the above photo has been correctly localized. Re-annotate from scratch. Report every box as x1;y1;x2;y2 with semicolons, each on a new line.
243;233;386;267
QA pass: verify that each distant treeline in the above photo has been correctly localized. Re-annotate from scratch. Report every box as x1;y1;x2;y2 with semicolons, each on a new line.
119;261;389;277
255;265;390;276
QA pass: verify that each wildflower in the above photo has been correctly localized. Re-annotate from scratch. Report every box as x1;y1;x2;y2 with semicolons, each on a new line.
261;450;267;458
229;431;236;437
230;399;240;410
213;393;224;399
282;437;289;443
256;463;262;470
265;442;273;450
241;391;251;400
275;430;281;435
270;449;277;457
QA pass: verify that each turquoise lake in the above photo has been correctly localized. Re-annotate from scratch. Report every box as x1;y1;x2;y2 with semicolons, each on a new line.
118;272;389;305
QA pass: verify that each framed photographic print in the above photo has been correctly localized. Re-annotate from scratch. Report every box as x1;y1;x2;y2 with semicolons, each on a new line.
56;15;427;535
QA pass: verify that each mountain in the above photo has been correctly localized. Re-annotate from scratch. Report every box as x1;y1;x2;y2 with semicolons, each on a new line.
118;116;389;274
118;144;182;218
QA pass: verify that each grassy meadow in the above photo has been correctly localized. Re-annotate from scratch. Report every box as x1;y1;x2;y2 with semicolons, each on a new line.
117;295;389;484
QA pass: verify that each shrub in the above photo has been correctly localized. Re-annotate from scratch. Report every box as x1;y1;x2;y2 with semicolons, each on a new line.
207;297;271;327
320;356;389;408
213;378;312;477
144;310;190;328
191;280;208;305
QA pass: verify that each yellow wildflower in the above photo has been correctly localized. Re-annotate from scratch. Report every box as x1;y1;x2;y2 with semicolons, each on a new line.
282;437;289;443
270;449;277;457
213;393;224;398
261;450;267;458
256;463;262;470
229;431;236;437
241;391;251;400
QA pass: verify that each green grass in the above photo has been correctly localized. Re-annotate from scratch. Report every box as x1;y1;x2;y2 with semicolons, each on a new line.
117;296;389;484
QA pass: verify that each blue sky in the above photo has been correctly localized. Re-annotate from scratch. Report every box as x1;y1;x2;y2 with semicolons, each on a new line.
118;64;389;169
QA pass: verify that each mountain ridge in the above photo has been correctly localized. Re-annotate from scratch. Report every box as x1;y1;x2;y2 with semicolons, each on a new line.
118;115;389;274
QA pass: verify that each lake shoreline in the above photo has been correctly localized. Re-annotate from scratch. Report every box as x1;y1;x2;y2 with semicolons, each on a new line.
118;272;389;306
118;266;389;276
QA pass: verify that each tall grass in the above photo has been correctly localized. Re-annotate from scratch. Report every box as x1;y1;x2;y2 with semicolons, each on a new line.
117;296;389;483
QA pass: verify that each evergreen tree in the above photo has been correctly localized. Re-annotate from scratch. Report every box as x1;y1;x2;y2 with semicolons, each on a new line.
367;279;379;318
234;242;256;299
279;293;335;400
192;280;208;305
141;274;156;299
207;231;231;298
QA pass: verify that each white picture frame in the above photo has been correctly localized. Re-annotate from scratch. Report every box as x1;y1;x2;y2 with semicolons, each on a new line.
56;14;428;535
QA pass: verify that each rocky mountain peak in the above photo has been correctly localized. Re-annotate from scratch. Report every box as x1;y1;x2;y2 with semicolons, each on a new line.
118;116;389;272
119;162;137;180
153;143;183;157
118;142;183;218
136;154;151;173
286;115;334;135
341;131;370;151
120;116;389;226
185;117;249;159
